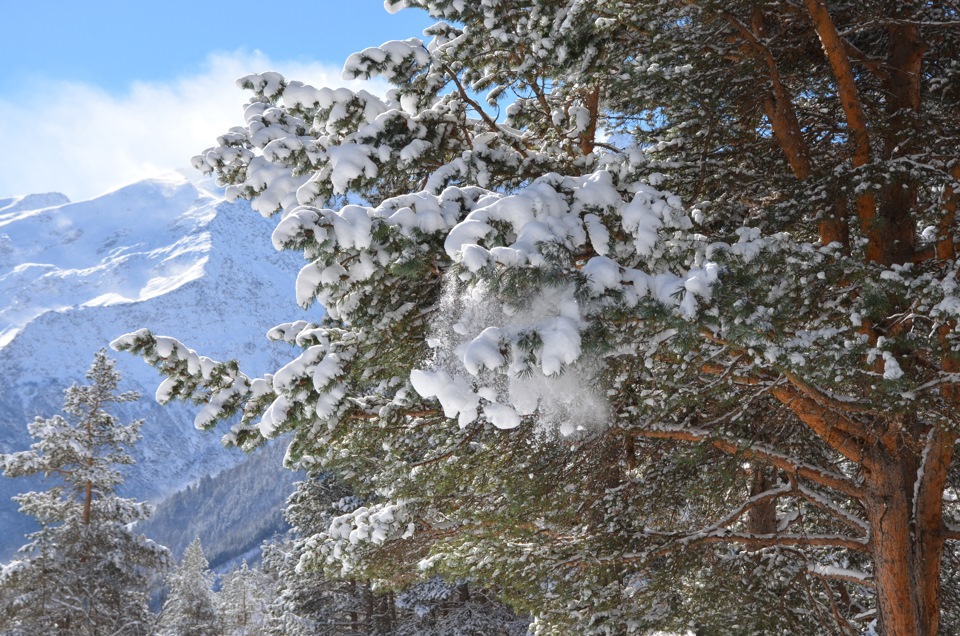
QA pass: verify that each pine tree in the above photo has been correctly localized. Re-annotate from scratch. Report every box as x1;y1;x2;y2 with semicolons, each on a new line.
260;536;328;636
258;475;528;635
158;537;221;636
115;1;960;633
218;560;270;635
0;349;167;635
260;475;360;635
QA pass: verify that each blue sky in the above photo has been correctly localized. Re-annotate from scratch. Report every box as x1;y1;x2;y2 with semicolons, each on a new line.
0;1;434;200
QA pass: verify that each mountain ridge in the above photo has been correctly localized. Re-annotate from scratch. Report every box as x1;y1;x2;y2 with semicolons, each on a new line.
0;176;307;559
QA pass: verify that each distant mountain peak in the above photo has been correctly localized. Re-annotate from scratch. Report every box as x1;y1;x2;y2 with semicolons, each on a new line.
0;192;71;219
0;177;306;560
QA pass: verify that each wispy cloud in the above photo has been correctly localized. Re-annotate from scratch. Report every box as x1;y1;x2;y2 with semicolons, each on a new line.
0;51;368;201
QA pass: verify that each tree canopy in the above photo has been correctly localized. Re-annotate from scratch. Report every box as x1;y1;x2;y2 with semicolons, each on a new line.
158;538;220;636
115;1;960;634
0;350;166;635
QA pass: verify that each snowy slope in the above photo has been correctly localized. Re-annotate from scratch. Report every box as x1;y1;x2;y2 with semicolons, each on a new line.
0;177;309;558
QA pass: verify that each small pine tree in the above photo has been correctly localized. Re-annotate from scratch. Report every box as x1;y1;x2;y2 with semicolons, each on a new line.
158;537;221;636
0;349;167;635
218;560;270;635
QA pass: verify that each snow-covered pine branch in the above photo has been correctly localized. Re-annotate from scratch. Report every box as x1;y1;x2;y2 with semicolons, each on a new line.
118;1;960;633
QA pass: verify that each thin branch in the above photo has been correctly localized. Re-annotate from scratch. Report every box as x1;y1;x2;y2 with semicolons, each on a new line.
635;424;864;497
592;141;623;154
841;40;890;82
691;531;868;552
797;485;869;534
698;482;794;535
634;530;870;558
812;570;861;636
442;64;529;159
808;563;876;589
409;424;484;468
839;19;960;36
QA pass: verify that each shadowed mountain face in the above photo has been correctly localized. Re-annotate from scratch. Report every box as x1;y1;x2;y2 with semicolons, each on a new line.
138;438;300;572
0;177;310;559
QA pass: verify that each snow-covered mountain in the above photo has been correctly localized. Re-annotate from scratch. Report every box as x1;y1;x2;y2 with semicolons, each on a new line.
0;176;309;559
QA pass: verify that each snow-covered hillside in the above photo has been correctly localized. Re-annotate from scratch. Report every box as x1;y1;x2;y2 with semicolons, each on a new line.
0;177;308;558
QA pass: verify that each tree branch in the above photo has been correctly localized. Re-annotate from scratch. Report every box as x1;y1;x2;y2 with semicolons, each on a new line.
802;0;880;261
785;372;885;417
697;482;794;535
408;424;484;468
721;8;814;180
635;425;864;497
442;64;529;159
807;563;875;589
797;485;869;533
637;529;870;558
770;382;871;467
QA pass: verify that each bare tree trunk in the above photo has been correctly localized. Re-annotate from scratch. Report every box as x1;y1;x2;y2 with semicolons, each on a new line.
82;481;92;525
866;423;953;636
867;462;924;636
747;467;777;534
876;22;924;265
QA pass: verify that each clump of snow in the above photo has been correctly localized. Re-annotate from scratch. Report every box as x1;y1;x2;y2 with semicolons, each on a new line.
411;274;608;435
882;351;904;380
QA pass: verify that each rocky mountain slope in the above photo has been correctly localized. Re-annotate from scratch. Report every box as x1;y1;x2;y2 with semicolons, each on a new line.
0;177;309;559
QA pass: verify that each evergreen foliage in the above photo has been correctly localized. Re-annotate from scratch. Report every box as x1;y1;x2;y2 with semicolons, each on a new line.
115;1;960;634
260;475;528;635
218;560;271;635
158;537;220;636
0;349;167;635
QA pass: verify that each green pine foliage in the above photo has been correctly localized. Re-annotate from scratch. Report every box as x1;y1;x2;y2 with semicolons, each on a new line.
115;2;960;634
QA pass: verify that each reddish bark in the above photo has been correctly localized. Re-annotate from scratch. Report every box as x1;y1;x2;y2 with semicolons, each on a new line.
863;424;954;636
578;86;601;156
937;165;960;261
819;199;850;251
82;481;92;526
728;8;814;182
803;0;887;262
746;467;778;534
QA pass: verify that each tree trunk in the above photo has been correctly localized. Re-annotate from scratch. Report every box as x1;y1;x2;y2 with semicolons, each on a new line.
747;467;777;534
82;481;92;525
867;470;923;635
866;428;948;636
875;22;924;265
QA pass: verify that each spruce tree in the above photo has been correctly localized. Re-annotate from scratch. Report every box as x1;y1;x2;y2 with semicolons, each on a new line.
157;537;221;636
218;560;270;635
0;349;167;635
116;1;960;633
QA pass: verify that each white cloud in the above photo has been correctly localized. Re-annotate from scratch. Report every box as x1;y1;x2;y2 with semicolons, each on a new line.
0;51;370;201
